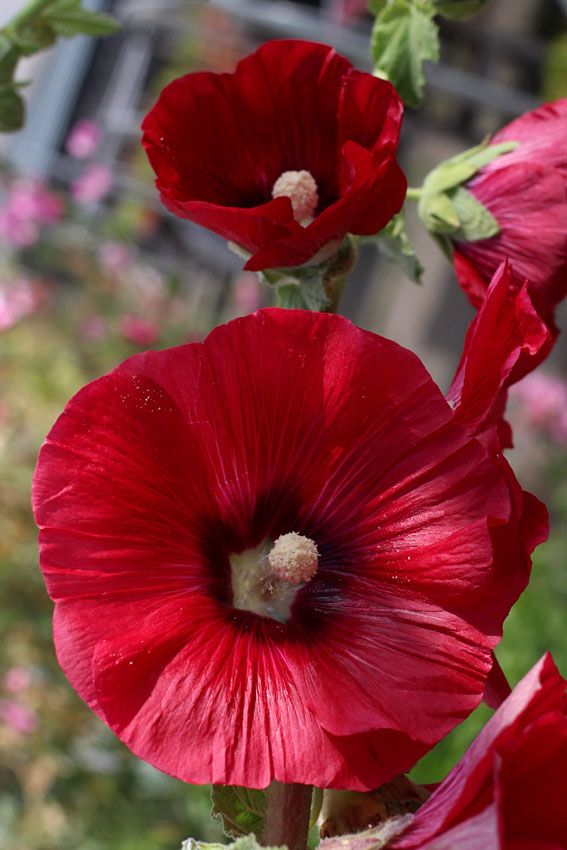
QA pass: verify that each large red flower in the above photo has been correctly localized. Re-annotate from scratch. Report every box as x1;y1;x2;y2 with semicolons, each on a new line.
33;307;546;790
386;653;567;849
452;99;567;325
141;40;406;272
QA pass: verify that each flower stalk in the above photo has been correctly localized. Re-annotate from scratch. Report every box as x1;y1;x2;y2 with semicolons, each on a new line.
261;782;313;850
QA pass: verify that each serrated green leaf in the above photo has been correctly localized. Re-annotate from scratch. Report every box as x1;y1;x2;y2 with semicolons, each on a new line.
44;0;120;37
374;213;423;282
0;83;25;131
370;0;439;108
182;835;286;850
211;786;267;839
448;186;499;241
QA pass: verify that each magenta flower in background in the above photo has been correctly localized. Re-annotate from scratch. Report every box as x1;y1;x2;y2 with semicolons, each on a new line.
232;272;263;316
511;372;567;445
81;315;109;342
0;699;38;735
72;163;112;205
65;119;102;160
98;241;133;276
0;179;64;248
3;666;33;694
119;314;159;347
0;277;46;331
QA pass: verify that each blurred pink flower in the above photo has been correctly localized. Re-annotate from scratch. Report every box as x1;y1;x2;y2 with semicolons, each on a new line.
0;211;39;247
0;179;64;248
72;163;112;205
82;315;108;342
3;666;33;694
330;0;369;24
511;372;567;445
119;314;159;347
232;272;262;315
66;119;102;159
98;241;133;276
0;278;46;330
0;699;37;734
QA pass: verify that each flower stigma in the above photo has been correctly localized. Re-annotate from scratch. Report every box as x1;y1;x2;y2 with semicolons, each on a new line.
230;532;319;623
272;170;319;225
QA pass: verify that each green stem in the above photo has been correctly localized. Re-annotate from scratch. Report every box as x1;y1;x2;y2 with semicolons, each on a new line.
261;782;313;850
5;0;53;33
405;187;422;200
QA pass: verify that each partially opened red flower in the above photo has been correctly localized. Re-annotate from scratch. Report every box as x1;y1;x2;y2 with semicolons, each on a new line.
385;653;567;849
452;99;567;325
33;307;546;790
142;40;406;271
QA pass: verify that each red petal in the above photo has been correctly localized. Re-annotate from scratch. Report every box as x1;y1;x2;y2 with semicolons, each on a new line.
483;654;511;709
447;261;554;440
33;310;539;788
392;654;566;847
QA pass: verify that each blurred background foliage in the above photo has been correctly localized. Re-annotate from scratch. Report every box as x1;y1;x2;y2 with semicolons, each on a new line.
0;1;565;848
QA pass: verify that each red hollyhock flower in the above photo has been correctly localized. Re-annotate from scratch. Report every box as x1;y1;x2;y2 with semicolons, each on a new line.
384;653;567;850
452;99;567;325
141;40;406;272
33;306;546;790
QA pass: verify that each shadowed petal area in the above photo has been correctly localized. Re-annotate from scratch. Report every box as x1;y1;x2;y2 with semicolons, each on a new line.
33;310;544;789
142;40;406;270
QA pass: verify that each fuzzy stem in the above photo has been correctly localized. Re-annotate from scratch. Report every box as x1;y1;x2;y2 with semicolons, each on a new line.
405;187;422;200
6;0;53;32
261;782;313;850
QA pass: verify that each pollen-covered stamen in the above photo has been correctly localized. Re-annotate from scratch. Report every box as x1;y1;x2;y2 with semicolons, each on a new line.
272;170;319;224
268;532;319;584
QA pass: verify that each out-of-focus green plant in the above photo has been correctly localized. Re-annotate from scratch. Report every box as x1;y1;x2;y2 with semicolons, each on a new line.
543;32;567;100
0;0;119;132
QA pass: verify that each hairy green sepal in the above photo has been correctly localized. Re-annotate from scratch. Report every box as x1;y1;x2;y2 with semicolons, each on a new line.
417;139;519;242
182;835;285;850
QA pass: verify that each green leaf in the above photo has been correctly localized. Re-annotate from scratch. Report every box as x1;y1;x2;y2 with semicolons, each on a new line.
182;835;286;850
5;20;57;55
374;213;423;282
368;0;388;12
44;0;120;37
0;35;18;84
211;786;267;840
448;186;500;241
370;0;440;108
0;83;25;131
